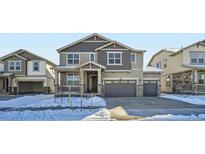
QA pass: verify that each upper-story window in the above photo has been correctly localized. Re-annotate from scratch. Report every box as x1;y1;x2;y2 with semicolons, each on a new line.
156;61;161;69
107;52;122;65
8;61;21;71
89;53;95;62
131;53;136;63
191;52;205;64
33;61;40;71
67;53;80;65
163;59;167;68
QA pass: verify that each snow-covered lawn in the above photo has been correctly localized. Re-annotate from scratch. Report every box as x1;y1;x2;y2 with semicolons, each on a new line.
0;95;106;121
142;114;205;121
160;93;205;105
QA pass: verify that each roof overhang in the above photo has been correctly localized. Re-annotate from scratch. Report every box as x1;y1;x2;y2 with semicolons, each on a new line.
182;64;205;70
0;72;13;77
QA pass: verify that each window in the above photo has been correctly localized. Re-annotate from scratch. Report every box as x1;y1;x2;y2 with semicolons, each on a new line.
8;61;21;71
191;52;205;64
67;73;79;86
156;62;161;69
198;72;205;84
131;53;136;63
107;52;122;65
89;53;95;62
163;59;167;68
33;61;39;71
67;53;80;65
166;75;171;87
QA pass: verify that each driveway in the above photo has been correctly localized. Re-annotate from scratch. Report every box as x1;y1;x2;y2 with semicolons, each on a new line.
105;97;205;117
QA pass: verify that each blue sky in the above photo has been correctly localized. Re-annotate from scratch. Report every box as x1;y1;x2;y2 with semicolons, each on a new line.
0;33;205;65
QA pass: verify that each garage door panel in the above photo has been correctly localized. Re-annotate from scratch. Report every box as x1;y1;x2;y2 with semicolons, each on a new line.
19;82;44;94
143;80;157;96
105;80;136;97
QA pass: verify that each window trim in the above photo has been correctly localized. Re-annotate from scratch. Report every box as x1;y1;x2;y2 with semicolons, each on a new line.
32;61;40;72
67;73;80;86
66;53;80;65
190;51;205;65
131;53;136;63
89;53;95;62
8;60;22;71
107;51;122;65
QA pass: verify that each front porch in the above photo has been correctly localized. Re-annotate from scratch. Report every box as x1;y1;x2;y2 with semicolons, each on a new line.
0;73;13;95
172;69;205;94
54;61;105;96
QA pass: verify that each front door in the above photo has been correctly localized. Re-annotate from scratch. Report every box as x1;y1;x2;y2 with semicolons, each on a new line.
87;72;98;93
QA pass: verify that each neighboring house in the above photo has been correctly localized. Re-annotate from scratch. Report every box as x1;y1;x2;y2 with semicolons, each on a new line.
54;33;161;97
148;41;205;94
0;49;56;94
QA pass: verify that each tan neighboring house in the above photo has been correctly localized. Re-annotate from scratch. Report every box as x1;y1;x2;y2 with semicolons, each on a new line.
148;40;205;94
0;49;56;94
54;33;162;97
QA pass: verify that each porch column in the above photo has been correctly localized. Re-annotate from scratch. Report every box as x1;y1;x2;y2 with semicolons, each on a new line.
80;68;84;94
97;69;102;95
8;77;11;93
193;69;198;83
54;71;59;85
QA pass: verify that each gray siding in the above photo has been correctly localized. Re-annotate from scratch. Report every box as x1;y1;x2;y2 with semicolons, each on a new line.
19;52;43;60
60;42;107;53
3;56;26;76
98;50;131;70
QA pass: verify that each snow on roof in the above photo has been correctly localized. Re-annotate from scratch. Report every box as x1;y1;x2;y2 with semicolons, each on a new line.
165;48;181;52
144;66;163;73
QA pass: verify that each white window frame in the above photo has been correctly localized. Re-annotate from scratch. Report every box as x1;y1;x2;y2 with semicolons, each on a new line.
66;53;80;65
131;53;136;63
190;52;205;65
67;73;80;86
32;61;40;71
107;51;122;65
8;60;22;71
89;53;95;62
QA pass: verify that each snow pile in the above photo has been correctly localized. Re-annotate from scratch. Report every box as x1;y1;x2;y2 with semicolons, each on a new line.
83;108;111;121
160;94;205;105
0;95;106;108
142;114;205;121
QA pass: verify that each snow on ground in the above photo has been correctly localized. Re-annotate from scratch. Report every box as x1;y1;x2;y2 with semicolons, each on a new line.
142;114;205;121
0;109;101;121
0;95;106;121
160;93;205;105
83;108;111;121
0;94;106;108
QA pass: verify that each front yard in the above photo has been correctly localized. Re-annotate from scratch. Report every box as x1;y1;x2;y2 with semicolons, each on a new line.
0;95;107;121
1;94;205;121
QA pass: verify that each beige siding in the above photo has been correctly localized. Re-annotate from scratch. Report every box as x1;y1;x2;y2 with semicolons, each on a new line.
0;79;3;91
102;70;143;85
131;52;143;69
182;44;205;65
144;73;160;79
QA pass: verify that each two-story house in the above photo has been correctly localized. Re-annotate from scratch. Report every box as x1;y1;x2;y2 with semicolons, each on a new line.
54;33;149;97
148;40;205;94
0;49;56;94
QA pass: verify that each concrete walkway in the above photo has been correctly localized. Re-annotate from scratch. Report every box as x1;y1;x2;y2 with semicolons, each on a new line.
105;97;205;117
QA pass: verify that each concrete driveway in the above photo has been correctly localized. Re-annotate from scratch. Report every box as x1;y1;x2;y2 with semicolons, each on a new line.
105;97;205;117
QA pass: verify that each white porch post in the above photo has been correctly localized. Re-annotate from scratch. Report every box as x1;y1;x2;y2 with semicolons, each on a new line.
97;69;102;95
8;77;11;92
54;71;59;85
80;68;84;94
194;69;198;83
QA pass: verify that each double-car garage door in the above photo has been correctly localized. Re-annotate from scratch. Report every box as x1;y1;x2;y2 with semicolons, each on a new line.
18;82;44;94
104;80;136;97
